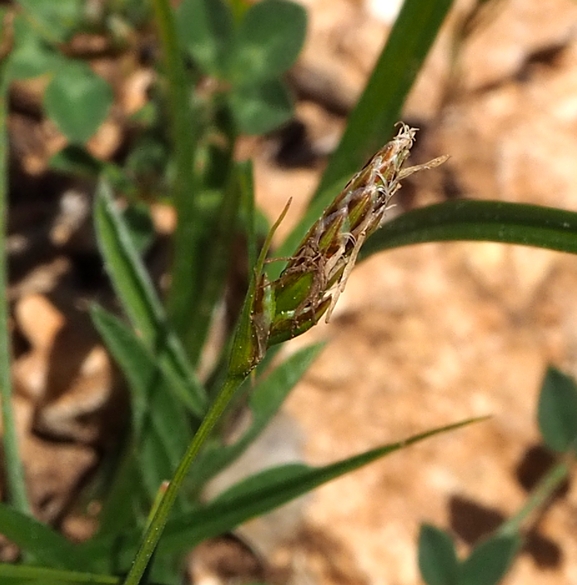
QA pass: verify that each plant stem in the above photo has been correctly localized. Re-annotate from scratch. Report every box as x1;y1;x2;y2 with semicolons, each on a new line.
122;372;245;585
497;460;570;538
150;0;202;343
0;65;30;515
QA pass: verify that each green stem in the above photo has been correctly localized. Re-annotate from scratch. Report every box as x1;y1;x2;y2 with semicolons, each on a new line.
150;0;201;342
497;460;569;538
122;372;245;585
0;65;30;514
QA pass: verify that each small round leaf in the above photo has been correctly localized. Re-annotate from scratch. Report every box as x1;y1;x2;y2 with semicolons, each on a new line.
418;524;458;585
228;0;306;83
177;0;234;76
538;366;577;452
459;534;521;585
229;79;293;135
6;16;60;80
17;0;84;43
44;65;113;144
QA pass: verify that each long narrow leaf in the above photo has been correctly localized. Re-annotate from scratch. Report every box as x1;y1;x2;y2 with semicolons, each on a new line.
360;200;577;258
93;181;207;416
0;563;118;584
0;59;29;515
186;162;243;366
91;306;192;531
0;563;120;585
152;0;203;337
161;418;484;554
274;0;454;270
82;416;484;567
0;503;90;570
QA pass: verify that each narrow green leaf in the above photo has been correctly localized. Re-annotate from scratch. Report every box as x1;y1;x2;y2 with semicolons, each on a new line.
0;503;89;570
274;0;453;270
151;0;202;340
90;306;192;451
229;78;294;135
228;0;306;83
0;563;118;584
418;524;458;585
82;417;486;570
122;203;155;255
538;367;577;452
239;160;257;275
186;162;243;366
360;200;577;259
177;0;234;76
459;534;521;585
157;417;485;555
0;59;30;516
191;342;325;488
93;181;207;416
44;64;113;144
91;307;192;499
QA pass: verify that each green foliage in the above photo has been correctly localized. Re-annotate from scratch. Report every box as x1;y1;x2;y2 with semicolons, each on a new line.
419;366;577;585
177;0;234;76
16;0;84;43
458;535;520;585
3;0;577;584
419;524;459;585
177;0;305;134
230;0;306;82
538;366;577;452
8;5;113;143
44;64;114;144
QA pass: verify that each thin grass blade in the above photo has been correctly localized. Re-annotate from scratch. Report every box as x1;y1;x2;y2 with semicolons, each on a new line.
151;0;202;338
93;181;207;416
81;417;485;569
0;563;118;584
0;60;29;515
186;161;243;366
91;306;193;533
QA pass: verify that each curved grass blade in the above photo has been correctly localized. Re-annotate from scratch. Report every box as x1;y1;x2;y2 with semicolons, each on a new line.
0;563;118;584
0;503;91;570
94;181;207;416
275;0;454;269
360;200;577;258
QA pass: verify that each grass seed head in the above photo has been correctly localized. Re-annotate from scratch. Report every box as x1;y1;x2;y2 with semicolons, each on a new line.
259;123;446;346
